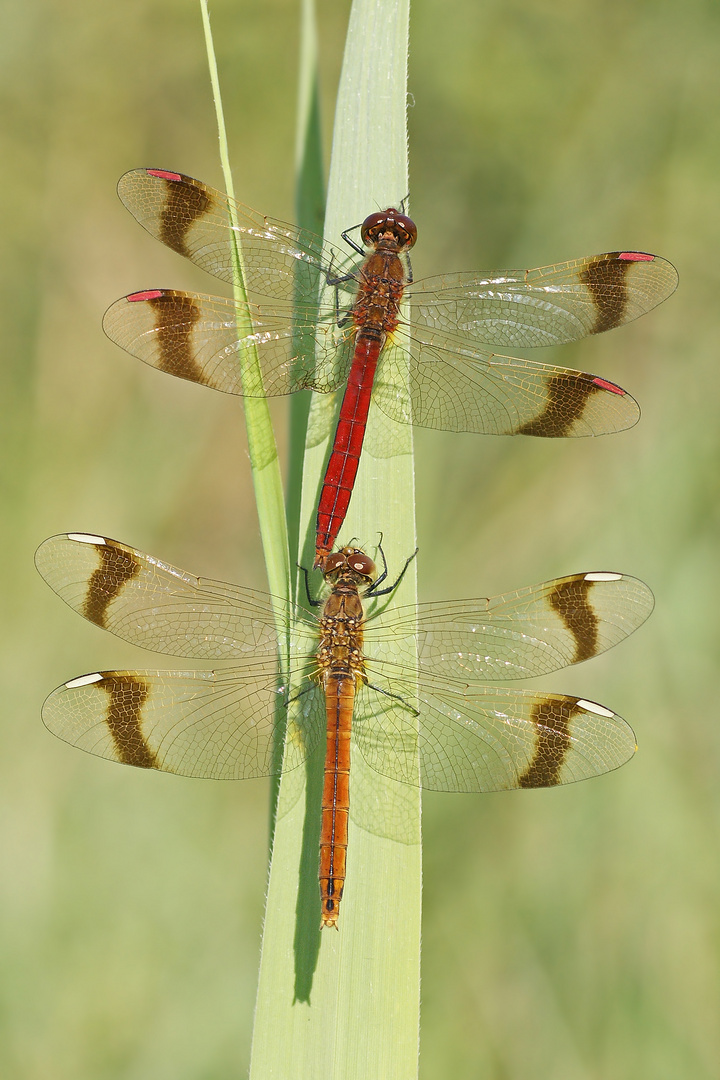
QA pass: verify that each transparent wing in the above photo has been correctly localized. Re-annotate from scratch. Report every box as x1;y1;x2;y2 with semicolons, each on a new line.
42;664;325;780
117;168;360;302
373;331;640;437
349;760;423;845
352;683;636;793
364;572;654;682
102;289;353;397
103;286;639;436
112;173;664;439
113;171;674;439
104;290;638;438
407;251;678;347
35;533;315;661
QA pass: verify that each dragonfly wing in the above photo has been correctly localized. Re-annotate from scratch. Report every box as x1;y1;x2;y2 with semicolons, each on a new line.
353;682;635;792
352;681;423;787
416;688;636;791
103;290;351;397
365;573;654;682
408;252;678;347
116;168;359;302
373;331;639;437
42;664;324;780
35;533;314;661
347;757;422;845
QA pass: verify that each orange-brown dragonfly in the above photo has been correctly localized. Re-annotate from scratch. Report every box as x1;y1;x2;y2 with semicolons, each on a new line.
102;170;678;568
37;533;653;926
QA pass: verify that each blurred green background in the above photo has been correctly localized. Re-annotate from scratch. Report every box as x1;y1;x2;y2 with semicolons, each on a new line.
1;0;717;1076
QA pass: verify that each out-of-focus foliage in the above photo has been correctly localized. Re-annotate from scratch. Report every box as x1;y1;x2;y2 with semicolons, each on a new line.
0;0;717;1077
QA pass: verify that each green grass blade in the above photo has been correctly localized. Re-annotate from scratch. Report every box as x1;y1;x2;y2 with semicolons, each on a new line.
250;1;420;1077
199;0;290;610
287;0;326;576
200;0;293;918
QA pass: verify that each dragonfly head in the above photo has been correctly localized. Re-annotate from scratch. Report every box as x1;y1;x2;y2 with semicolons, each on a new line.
360;209;417;252
323;547;377;586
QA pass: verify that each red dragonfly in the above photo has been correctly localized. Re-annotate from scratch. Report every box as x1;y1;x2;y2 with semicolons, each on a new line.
103;169;677;567
37;533;653;926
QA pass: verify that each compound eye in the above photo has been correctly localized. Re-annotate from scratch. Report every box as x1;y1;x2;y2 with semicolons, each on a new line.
322;553;345;578
360;210;418;249
360;212;387;244
394;213;417;248
348;552;376;578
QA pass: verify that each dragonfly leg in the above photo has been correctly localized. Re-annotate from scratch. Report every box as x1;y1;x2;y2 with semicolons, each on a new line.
324;270;356;329
371;533;388;589
321;252;356;328
404;249;414;285
336;302;353;330
298;563;322;607
365;679;420;718
367;545;418;598
340;222;365;258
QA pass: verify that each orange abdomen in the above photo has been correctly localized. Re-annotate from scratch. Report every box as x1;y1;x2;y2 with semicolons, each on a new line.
319;673;355;927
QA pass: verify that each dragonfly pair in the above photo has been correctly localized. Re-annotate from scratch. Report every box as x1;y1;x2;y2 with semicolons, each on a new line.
38;171;676;926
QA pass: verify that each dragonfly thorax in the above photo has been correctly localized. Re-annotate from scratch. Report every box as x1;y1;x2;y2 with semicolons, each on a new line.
316;596;366;685
316;549;371;683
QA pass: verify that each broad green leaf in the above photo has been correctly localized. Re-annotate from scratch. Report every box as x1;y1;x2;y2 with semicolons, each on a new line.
250;0;421;1077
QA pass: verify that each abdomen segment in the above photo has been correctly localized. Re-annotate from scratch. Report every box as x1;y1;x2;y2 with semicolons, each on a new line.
314;334;382;568
319;673;355;927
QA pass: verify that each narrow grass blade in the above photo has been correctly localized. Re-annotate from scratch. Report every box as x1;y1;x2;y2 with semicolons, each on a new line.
287;0;326;575
199;0;291;613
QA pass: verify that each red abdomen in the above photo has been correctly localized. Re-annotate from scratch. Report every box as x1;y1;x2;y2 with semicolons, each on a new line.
314;333;382;568
314;244;408;568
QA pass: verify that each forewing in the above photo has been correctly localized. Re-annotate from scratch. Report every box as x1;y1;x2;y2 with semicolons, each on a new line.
42;664;324;780
34;533;313;661
352;683;636;792
116;168;359;303
408;252;678;347
365;572;654;682
373;331;639;437
103;289;351;397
